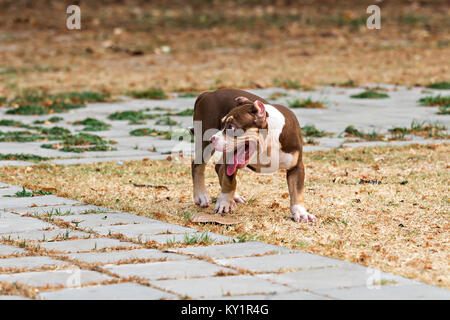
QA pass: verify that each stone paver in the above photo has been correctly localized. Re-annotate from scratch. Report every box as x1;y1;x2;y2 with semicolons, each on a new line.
316;283;450;300
39;282;176;300
259;264;412;291
150;275;291;299
105;259;236;281
0;269;112;288
212;290;328;300
65;248;189;264
56;212;155;229
0;256;70;270
0;244;25;256
173;241;293;259
0;195;82;210
0;217;53;235
38;238;140;253
8;204;116;216
1;229;90;242
92;222;196;237
0;295;31;300
0;85;449;300
216;252;347;273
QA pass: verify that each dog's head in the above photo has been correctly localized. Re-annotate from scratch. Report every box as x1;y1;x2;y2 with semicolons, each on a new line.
211;97;268;176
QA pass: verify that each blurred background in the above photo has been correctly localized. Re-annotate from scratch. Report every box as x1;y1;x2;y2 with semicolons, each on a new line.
0;0;448;97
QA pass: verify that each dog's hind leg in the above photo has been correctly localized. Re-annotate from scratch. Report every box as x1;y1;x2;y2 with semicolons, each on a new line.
286;161;317;223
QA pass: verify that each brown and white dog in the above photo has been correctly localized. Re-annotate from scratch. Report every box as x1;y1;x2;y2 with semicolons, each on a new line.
191;88;316;223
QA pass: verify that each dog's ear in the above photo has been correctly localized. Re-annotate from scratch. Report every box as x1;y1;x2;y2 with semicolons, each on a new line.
252;100;266;120
235;96;252;106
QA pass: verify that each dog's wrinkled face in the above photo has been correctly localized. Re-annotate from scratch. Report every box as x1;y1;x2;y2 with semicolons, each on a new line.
211;97;268;176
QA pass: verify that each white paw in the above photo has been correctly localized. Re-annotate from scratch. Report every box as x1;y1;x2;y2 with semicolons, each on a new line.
291;205;317;223
214;193;235;214
233;194;246;204
194;192;211;208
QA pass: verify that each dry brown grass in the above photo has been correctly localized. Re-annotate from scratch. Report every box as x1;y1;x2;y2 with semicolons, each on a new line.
0;1;449;98
0;143;448;288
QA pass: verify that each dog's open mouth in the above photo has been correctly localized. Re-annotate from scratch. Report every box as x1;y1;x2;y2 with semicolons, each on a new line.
226;140;257;176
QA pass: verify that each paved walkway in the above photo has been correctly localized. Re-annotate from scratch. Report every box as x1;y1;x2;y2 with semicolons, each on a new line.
0;182;449;300
0;85;448;166
0;85;449;299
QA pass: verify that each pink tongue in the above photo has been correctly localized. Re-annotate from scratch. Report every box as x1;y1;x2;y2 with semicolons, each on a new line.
226;148;246;176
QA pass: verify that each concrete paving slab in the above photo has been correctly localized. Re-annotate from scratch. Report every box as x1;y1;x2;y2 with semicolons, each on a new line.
316;283;450;300
216;252;348;273
65;248;189;264
0;269;112;288
150;275;291;299
0;295;31;300
92;222;196;237
0;195;82;210
0;211;19;218
8;204;116;216
0;256;70;270
0;217;53;235
39;282;176;300
211;290;328;300
0;244;25;256
38;238;140;253
2;228;90;242
0;160;34;167
173;241;294;259
259;264;413;291
105;259;237;281
55;212;155;229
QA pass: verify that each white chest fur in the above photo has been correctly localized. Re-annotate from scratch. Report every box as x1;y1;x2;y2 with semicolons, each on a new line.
253;104;296;172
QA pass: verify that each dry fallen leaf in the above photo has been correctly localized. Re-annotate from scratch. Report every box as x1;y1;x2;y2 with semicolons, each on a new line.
190;213;241;225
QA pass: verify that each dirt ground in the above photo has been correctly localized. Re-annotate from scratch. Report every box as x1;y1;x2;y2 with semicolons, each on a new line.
1;143;448;288
0;0;449;98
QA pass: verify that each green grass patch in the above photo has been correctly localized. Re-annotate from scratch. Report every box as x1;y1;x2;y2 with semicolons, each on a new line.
155;117;178;126
343;125;384;141
183;232;213;245
126;88;168;100
437;105;450;115
5;89;112;115
6;102;85;115
0;153;49;162
350;90;389;99
419;95;450;107
33;116;64;124
288;98;325;109
426;82;450;90
41;133;117;153
0;119;28;128
388;120;448;140
108;110;158;124
172;108;194;116
129;128;172;139
73;118;111;131
302;124;332;137
3;187;53;198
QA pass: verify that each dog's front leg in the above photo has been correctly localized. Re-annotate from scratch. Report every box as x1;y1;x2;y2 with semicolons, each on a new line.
286;161;317;223
214;163;237;214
